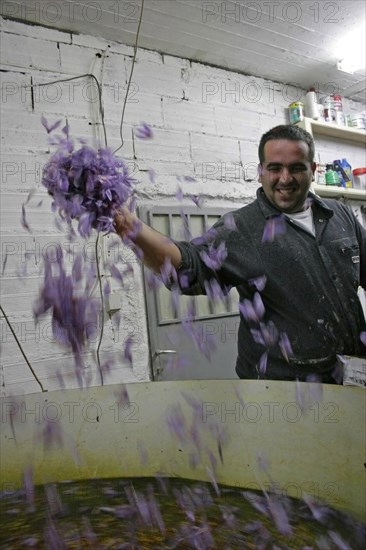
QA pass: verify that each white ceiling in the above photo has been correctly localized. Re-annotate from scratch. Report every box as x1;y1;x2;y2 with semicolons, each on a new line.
1;0;366;102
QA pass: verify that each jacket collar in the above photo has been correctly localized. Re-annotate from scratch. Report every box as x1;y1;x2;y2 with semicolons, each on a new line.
256;187;334;219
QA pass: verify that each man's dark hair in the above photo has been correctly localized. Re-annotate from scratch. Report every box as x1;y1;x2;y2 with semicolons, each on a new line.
258;125;315;164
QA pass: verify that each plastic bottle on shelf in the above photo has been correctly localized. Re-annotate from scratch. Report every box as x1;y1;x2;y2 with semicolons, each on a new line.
325;164;340;186
304;87;319;119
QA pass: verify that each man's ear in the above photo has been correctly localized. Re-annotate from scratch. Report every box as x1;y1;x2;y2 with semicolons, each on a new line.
311;162;317;181
257;164;264;182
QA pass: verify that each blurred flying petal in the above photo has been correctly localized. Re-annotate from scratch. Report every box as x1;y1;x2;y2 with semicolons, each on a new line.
2;252;8;275
188;194;203;207
200;240;227;270
328;531;351;550
166;404;186;442
268;498;292;536
146;271;162;290
250;328;265;346
124;336;133;366
204;278;225;303
114;384;130;406
223;212;237;230
137;440;149;466
55;370;65;389
147;169;156;183
234;385;246;407
258;351;268;374
103;279;111;295
259;321;279;347
279;331;294;361
23;465;35;512
239;292;265;323
262;215;287;243
206;466;220;495
179;210;192;240
191;227;218;246
306;373;323;403
21;204;32;233
110;263;123;283
72;254;83;282
134;122;153;139
24;188;37;205
333;355;345;384
176;185;184;201
41;116;62;134
360;331;366;346
303;493;330;522
180;391;202;414
256;451;270;473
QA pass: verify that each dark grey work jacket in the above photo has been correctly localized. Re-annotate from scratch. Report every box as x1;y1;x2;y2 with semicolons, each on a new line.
173;188;366;381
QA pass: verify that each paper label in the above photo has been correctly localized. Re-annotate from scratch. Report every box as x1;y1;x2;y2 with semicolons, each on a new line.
343;356;366;387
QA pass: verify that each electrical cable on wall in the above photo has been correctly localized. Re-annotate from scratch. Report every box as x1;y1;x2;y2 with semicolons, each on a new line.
2;0;146;391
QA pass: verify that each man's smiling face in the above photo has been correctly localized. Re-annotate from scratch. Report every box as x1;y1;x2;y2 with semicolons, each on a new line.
258;139;317;214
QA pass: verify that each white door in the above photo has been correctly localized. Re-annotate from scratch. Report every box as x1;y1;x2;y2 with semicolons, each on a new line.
139;206;240;380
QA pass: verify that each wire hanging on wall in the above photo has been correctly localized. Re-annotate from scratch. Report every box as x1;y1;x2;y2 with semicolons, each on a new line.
2;0;146;392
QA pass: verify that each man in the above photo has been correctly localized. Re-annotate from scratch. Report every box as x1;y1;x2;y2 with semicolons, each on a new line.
114;125;366;383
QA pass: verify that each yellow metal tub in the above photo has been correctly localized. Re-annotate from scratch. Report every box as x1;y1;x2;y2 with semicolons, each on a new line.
1;380;364;520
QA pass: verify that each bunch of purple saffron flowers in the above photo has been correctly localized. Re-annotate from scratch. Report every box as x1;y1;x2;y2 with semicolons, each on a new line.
41;117;136;237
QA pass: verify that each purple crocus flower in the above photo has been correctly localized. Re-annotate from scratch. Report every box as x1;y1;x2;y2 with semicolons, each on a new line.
41;120;137;237
262;215;287;243
134;122;153;139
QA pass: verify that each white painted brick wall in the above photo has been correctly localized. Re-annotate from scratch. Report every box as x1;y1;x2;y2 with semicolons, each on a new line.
1;17;365;397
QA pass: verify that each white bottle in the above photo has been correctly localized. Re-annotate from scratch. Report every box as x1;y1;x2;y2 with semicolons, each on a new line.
305;87;319;119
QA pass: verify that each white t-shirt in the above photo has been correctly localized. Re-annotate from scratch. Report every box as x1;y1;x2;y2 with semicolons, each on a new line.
286;207;315;236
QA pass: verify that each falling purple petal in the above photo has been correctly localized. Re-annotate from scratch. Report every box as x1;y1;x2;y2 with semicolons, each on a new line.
110;263;123;282
248;275;267;292
134;122;153;139
21;204;32;233
124;336;133;365
41;115;62;134
24;188;37;205
268;497;292;536
278;331;293;361
239;292;265;323
147;169;156;183
176;185;184;201
360;331;366;346
328;530;351;550
200;240;227;270
223;212;237;230
258;351;268;374
103;279;111;295
262;215;287;243
188;194;203;207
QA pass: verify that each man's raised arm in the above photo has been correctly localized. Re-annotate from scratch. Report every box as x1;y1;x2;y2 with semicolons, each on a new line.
114;207;182;274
